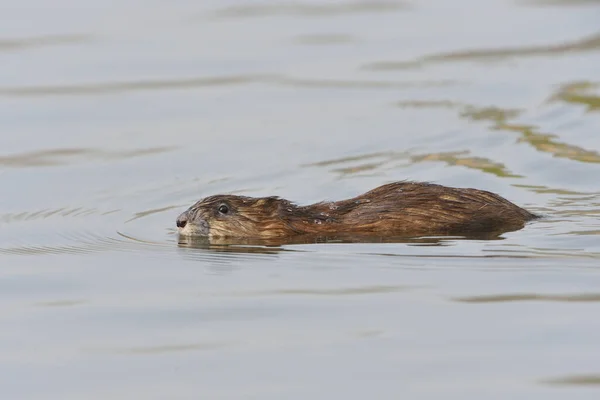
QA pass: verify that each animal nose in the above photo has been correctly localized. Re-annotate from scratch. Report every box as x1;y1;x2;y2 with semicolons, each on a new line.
176;213;188;229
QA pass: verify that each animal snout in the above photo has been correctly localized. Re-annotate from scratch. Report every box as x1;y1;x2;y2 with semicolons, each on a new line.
176;212;188;229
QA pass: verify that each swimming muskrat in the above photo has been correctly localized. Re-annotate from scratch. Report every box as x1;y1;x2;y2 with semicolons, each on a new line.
176;181;538;239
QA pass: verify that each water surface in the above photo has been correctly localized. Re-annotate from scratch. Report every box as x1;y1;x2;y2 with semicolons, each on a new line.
1;0;600;398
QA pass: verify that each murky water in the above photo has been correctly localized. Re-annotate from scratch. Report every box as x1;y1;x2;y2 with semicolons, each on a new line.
2;0;600;398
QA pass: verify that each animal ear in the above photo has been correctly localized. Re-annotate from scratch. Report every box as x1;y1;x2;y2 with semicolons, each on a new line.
254;197;280;208
253;197;289;216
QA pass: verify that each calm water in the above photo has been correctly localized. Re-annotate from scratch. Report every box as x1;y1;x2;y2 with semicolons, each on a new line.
2;0;600;398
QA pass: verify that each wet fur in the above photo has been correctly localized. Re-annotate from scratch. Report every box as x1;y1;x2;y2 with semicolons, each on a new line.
179;181;539;239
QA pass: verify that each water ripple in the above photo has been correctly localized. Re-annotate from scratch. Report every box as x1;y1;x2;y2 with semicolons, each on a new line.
453;293;600;303
397;97;600;164
0;34;91;52
542;374;600;386
292;33;357;45
0;208;119;223
0;75;457;98
212;1;408;19
0;147;175;168
0;228;171;257
550;81;600;112
0;75;273;97
110;342;229;355
226;285;411;297
523;0;600;7
304;150;520;178
365;31;600;69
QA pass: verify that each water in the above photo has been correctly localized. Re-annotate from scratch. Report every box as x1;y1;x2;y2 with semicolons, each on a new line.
1;0;600;398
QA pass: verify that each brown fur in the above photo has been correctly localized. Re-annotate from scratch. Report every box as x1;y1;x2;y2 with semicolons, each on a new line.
177;181;539;239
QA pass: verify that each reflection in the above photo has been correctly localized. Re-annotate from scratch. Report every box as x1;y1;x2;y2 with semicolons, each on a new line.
213;1;407;18
398;100;524;126
304;149;518;178
365;31;600;69
0;34;90;52
567;230;600;235
112;342;228;355
460;102;600;163
550;81;600;112
0;146;175;168
513;125;600;163
279;77;456;89
226;285;410;297
483;246;600;259
454;293;600;303
460;106;522;124
178;235;288;255
293;33;356;45
305;151;395;167
523;0;600;6
397;99;523;124
0;75;273;97
396;99;460;109
512;184;598;196
177;232;506;255
0;74;456;97
398;98;600;165
544;192;600;211
177;235;289;257
542;374;600;386
34;300;88;307
412;151;521;178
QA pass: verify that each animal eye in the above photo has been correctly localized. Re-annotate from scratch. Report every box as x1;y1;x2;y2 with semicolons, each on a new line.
217;204;229;214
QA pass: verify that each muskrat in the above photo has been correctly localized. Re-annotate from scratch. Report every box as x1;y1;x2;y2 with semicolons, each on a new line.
176;181;538;240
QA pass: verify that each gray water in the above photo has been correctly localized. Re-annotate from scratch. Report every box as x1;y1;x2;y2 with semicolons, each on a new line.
2;0;600;399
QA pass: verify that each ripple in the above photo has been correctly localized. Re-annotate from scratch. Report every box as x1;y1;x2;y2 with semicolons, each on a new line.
0;229;171;257
0;75;273;97
212;1;407;19
34;300;88;307
514;127;600;164
550;81;600;112
453;293;600;303
542;374;600;386
125;205;184;223
398;98;600;165
0;75;458;98
279;77;458;89
0;206;143;256
303;149;520;178
110;342;229;355
176;235;292;256
292;33;357;46
177;233;509;257
365;31;600;69
512;184;600;196
396;99;462;109
0;34;91;52
226;285;411;297
397;100;523;124
566;229;600;235
0;147;175;168
0;232;119;256
411;152;521;178
523;0;600;7
0;207;117;223
481;247;600;259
